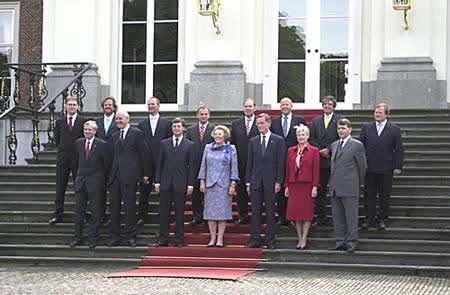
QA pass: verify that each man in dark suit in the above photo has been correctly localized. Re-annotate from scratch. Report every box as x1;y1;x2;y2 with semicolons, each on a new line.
155;118;195;247
359;103;404;230
270;97;306;225
329;118;366;253
94;96;119;224
137;97;172;226
49;96;87;225
230;98;259;224
185;105;215;225
309;96;340;226
70;121;111;249
246;113;286;249
108;111;150;247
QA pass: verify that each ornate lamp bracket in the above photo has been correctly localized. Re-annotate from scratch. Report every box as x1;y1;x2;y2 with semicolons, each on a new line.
197;0;221;35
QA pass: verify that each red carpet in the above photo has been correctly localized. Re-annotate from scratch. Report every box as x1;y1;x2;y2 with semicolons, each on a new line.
108;268;257;280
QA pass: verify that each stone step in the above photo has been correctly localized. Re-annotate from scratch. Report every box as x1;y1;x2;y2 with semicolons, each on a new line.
404;159;450;168
393;176;450;186
404;151;450;160
1;201;448;217
401;167;450;176
262;249;450;267
2;222;448;241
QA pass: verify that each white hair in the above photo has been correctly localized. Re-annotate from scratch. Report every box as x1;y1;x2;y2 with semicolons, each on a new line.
116;110;130;120
295;124;310;137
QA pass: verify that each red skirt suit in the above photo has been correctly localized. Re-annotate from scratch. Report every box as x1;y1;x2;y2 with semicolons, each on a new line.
284;144;320;221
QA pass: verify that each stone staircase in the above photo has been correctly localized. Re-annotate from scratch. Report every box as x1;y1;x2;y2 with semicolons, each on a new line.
0;110;449;274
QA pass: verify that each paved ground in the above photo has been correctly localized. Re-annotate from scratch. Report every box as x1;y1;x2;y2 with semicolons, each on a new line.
0;264;449;295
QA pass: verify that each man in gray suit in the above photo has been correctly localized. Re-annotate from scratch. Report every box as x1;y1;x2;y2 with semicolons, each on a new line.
328;118;366;253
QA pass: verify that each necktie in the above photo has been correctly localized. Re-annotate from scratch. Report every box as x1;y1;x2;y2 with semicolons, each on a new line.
175;137;179;148
337;140;344;154
246;118;251;135
68;116;73;132
200;125;205;141
325;115;330;129
282;116;288;137
377;122;383;136
85;140;90;159
120;130;124;142
104;118;110;134
261;135;266;156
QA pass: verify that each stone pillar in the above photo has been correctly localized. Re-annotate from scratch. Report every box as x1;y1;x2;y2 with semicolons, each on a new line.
375;57;446;108
45;64;102;113
187;61;246;110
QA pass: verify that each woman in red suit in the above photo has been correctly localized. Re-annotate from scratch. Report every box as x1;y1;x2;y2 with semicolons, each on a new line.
284;124;320;249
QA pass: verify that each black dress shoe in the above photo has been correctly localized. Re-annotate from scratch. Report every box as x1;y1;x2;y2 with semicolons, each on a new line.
88;242;96;249
175;242;184;248
190;218;202;225
128;239;136;248
70;240;82;248
99;217;106;224
278;220;289;226
136;219;145;227
246;241;260;248
346;246;356;254
158;241;169;247
235;217;249;225
329;244;347;251
108;240;121;247
266;243;276;250
378;220;386;230
49;217;62;225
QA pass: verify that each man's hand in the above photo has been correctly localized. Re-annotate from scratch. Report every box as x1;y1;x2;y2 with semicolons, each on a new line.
319;148;329;158
393;169;402;176
154;183;160;193
186;186;194;197
199;180;206;193
274;182;281;194
142;176;150;185
246;184;251;197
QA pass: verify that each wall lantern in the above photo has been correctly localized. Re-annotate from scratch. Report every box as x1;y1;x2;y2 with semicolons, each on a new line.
197;0;221;35
393;0;411;30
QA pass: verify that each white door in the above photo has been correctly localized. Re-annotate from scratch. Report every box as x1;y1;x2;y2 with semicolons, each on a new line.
267;0;355;109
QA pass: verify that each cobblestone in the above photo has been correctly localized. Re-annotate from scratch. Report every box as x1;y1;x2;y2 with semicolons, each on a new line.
0;264;449;295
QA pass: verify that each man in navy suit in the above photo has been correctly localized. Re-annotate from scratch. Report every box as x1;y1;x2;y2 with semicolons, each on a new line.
185;105;215;225
360;103;404;230
155;118;195;247
231;98;259;224
50;96;87;225
270;97;306;226
309;96;340;226
108;111;150;247
137;97;172;226
246;113;286;249
94;96;119;224
70;121;111;249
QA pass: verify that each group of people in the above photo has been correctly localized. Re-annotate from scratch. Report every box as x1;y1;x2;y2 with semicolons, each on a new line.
49;94;404;253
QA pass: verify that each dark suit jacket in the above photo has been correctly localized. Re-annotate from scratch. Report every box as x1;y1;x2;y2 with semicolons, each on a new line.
94;115;119;142
309;113;340;169
155;137;195;192
109;127;149;185
55;115;87;156
359;121;404;175
231;116;259;181
246;133;286;190
271;114;307;148
74;137;111;190
138;116;172;179
185;122;215;181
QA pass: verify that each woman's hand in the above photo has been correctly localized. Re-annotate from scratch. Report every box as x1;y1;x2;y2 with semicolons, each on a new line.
311;186;318;198
284;187;289;198
228;181;236;196
200;180;206;193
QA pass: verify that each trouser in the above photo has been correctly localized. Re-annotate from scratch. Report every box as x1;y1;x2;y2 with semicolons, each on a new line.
74;179;103;243
138;182;151;221
54;152;78;219
365;173;393;225
109;180;137;241
191;184;204;221
236;181;249;219
331;195;359;249
250;187;277;245
315;168;331;221
159;187;186;244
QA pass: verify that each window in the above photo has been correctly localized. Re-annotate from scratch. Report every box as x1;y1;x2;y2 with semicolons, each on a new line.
0;4;19;98
120;0;179;105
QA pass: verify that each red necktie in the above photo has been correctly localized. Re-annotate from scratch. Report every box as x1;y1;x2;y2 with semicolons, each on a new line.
68;116;73;132
85;140;90;159
200;125;205;141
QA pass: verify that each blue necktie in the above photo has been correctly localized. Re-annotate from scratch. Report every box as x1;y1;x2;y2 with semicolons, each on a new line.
104;118;111;134
377;123;382;136
282;116;288;137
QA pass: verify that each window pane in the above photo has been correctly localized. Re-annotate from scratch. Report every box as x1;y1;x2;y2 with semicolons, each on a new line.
278;62;305;103
320;19;348;59
279;0;306;18
122;24;146;62
321;0;349;17
279;20;306;60
154;23;178;62
123;0;147;21
0;47;12;65
155;0;178;20
320;60;347;102
153;64;177;103
0;11;13;44
122;65;146;104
